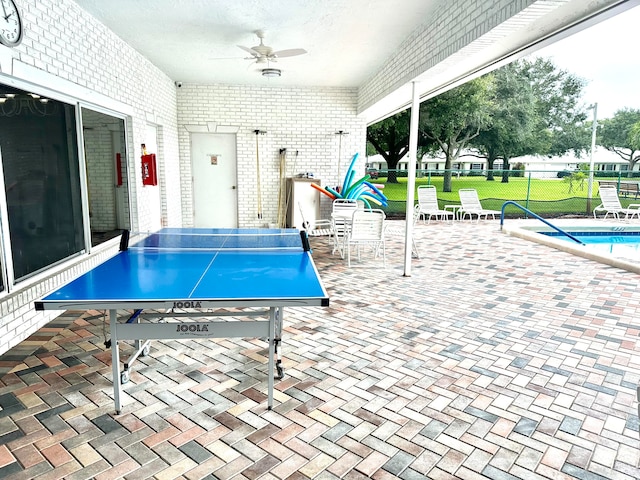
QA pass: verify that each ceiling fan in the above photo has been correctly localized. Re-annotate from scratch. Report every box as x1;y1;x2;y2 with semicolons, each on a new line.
237;30;307;65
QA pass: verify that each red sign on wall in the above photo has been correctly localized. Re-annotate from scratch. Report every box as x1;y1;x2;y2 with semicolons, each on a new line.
141;154;158;186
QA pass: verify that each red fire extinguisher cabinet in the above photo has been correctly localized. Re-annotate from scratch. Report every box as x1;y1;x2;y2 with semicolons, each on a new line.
141;154;158;186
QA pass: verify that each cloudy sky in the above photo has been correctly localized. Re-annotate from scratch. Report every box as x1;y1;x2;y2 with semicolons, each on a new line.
533;5;640;119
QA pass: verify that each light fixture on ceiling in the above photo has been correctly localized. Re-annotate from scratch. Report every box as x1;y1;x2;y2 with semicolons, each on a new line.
261;68;281;78
0;92;56;116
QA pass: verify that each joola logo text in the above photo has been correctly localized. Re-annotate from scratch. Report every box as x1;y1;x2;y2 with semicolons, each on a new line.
173;301;202;309
176;324;209;333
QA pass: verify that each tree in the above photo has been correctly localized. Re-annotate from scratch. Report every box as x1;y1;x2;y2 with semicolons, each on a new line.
599;108;640;175
523;58;588;156
366;110;411;184
631;121;640;151
471;58;588;183
470;62;537;181
367;58;588;189
419;76;494;191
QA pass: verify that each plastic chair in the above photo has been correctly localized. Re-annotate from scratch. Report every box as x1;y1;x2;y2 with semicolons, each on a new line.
458;189;501;221
415;185;454;223
331;199;359;257
384;222;420;259
593;184;640;220
345;209;386;267
298;202;333;237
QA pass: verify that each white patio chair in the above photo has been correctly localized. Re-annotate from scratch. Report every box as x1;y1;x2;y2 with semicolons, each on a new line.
415;185;454;223
345;209;386;267
331;198;360;257
593;184;640;220
458;189;501;221
384;221;420;258
298;202;333;237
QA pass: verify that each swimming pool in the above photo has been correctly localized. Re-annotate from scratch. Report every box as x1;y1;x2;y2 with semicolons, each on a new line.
501;222;640;274
543;230;640;258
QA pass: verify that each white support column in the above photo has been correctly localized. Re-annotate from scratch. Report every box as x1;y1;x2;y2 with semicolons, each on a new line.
587;102;598;212
403;82;420;276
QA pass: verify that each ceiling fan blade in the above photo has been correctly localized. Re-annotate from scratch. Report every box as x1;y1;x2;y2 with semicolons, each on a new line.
271;48;307;58
237;45;260;57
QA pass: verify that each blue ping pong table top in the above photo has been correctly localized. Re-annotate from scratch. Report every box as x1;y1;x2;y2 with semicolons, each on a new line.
35;228;329;310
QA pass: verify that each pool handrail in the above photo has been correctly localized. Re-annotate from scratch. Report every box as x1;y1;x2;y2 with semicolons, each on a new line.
500;201;584;245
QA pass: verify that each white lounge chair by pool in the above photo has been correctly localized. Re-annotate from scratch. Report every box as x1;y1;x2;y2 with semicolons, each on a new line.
458;188;501;221
593;184;640;220
415;185;454;224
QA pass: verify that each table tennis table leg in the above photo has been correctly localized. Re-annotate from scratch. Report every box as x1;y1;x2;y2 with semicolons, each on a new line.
268;307;275;410
109;309;123;414
274;307;284;380
122;310;151;382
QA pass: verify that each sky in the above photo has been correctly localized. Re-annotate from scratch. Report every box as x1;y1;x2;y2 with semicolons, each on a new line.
533;5;640;120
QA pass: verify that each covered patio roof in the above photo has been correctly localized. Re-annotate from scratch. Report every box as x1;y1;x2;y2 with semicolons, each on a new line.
73;0;637;124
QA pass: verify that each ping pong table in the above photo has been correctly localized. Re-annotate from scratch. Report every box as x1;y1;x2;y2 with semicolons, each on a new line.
35;228;329;413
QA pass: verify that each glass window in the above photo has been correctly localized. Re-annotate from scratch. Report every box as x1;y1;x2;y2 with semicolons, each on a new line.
0;86;85;281
81;108;129;246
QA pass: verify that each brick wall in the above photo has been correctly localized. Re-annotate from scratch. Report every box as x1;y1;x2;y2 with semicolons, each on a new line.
176;84;367;225
0;0;181;354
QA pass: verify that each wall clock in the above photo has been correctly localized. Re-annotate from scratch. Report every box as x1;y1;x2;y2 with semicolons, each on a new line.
0;0;23;47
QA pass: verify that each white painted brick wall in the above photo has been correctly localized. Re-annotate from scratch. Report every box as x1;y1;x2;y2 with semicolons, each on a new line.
177;84;367;225
0;0;181;354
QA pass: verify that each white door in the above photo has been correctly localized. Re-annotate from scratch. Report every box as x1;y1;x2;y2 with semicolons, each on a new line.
191;133;238;227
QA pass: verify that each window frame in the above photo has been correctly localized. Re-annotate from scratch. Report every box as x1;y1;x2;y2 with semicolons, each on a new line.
0;79;133;295
79;104;133;249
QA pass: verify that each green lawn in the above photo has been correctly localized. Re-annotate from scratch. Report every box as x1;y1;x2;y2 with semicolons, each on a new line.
380;176;590;200
374;175;637;217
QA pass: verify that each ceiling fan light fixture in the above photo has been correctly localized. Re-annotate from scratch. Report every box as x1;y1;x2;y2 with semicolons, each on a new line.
262;68;281;78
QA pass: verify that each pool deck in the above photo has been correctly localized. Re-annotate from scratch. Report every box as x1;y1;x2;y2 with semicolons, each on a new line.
1;219;639;479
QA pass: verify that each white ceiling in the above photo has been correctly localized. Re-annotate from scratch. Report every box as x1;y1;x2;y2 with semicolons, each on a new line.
72;0;637;124
73;0;441;88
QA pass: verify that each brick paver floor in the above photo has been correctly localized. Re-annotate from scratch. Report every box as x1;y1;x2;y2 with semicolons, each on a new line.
1;220;639;479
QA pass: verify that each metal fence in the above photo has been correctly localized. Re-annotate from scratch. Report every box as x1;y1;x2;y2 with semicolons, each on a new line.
373;169;640;218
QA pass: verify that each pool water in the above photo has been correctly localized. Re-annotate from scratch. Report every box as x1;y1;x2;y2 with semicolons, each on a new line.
503;223;640;273
542;231;640;259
